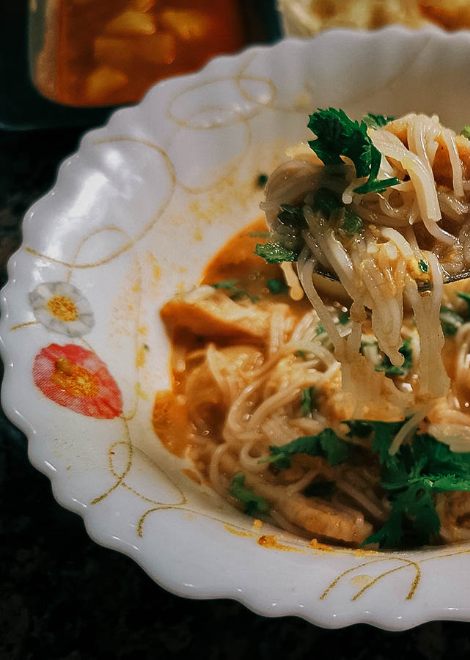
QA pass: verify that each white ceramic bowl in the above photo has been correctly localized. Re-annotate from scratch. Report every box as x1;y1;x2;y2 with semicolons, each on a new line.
3;27;470;631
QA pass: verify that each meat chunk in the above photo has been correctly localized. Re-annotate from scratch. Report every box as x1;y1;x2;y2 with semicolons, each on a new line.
160;286;270;342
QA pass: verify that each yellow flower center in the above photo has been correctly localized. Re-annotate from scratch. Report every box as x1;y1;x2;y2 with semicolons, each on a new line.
52;358;99;398
47;295;78;322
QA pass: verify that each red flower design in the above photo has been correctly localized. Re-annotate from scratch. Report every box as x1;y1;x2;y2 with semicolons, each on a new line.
33;344;122;419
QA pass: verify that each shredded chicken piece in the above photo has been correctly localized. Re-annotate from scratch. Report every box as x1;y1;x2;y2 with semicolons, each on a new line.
160;286;270;342
220;452;372;545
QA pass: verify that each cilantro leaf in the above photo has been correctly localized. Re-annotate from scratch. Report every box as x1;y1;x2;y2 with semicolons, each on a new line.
345;419;407;463
440;306;464;337
211;279;259;303
338;311;349;325
457;291;470;314
211;278;238;289
363;113;395;128
267;429;351;469
312;188;342;216
230;473;269;516
255;242;299;264
277;204;306;228
354;176;401;195
374;339;413;377
366;486;440;549
342;209;363;235
364;430;470;548
300;387;316;417
418;259;429;273
266;278;288;295
308;108;399;195
256;173;268;188
461;126;470;139
308;108;371;175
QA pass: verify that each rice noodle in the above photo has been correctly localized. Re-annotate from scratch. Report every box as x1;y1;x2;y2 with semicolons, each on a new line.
158;111;470;548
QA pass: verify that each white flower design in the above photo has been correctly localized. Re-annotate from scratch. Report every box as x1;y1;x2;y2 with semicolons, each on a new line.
29;282;94;337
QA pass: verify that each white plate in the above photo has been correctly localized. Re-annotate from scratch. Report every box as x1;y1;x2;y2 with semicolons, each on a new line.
3;27;470;630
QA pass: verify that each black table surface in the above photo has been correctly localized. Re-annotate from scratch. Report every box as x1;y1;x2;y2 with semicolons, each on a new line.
2;127;470;660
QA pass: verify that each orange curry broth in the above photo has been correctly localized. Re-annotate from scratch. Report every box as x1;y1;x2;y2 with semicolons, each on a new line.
152;218;470;471
152;218;311;458
54;0;245;106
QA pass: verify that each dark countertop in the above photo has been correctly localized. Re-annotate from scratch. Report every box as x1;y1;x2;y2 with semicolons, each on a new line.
2;128;470;660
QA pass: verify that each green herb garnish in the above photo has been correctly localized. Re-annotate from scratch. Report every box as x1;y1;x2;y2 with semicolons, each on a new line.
461;126;470;139
375;339;413;377
418;259;429;273
457;291;470;312
266;278;288;295
300;387;316;417
277;203;306;228
315;323;325;336
307;108;399;195
266;429;351;470
230;473;269;516
440;306;464;337
362;113;395;129
364;431;470;548
342;209;363;235
211;279;259;303
255;242;299;264
338;311;349;325
256;173;268;188
313;187;342;216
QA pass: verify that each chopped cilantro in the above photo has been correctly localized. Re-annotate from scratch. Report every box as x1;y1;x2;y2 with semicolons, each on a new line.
211;278;238;289
266;429;351;469
300;387;316;417
375;339;413;377
354;174;401;195
440;306;464;337
346;419;407;461
256;173;268;188
303;480;336;498
315;323;325;336
418;259;429;273
277;203;306;228
255;242;299;264
230;473;269;516
457;291;470;313
313;187;342;216
363;431;470;548
211;279;259;303
338;311;349;325
362;113;395;128
295;350;308;359
461;126;470;139
342;209;363;235
266;278;288;295
307;108;399;195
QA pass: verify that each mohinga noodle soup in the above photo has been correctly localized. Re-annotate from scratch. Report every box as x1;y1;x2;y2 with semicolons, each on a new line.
155;109;470;549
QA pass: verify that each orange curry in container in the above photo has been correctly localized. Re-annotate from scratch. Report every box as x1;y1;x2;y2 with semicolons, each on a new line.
37;0;246;107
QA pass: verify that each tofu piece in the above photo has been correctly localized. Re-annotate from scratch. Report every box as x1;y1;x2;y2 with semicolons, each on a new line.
160;287;270;342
